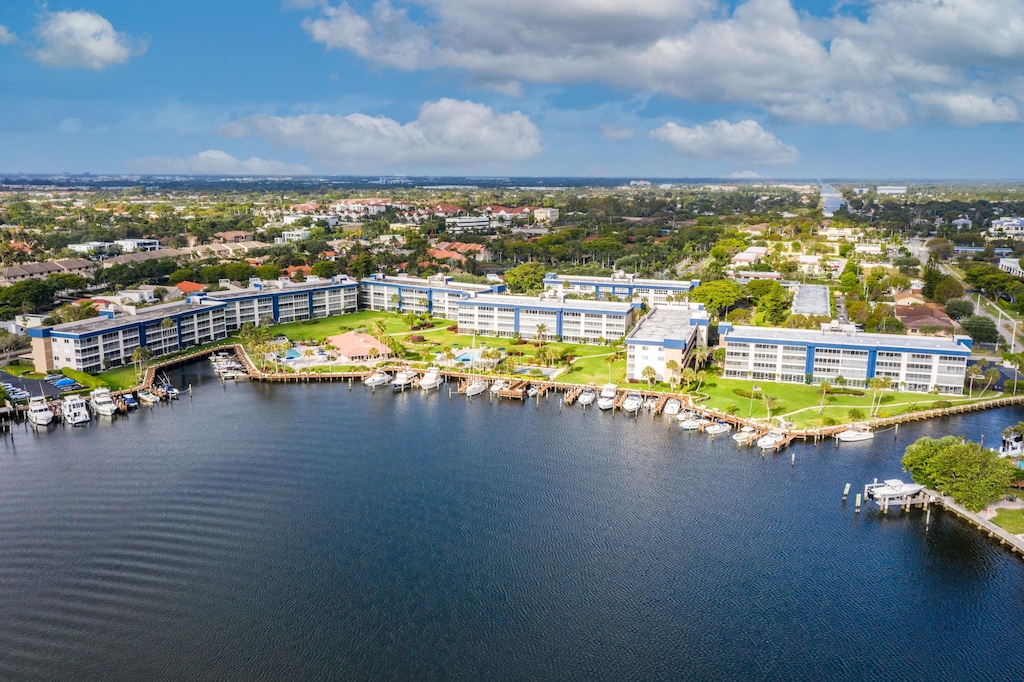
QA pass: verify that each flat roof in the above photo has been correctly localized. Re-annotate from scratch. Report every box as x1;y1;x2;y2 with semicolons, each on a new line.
360;274;494;292
626;306;708;344
724;324;970;353
462;293;634;312
50;300;225;336
791;284;831;316
545;274;697;289
204;277;357;300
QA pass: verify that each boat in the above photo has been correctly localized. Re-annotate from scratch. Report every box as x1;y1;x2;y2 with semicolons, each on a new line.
597;384;617;410
643;396;658;411
465;379;488;397
89;388;118;416
678;417;704;430
757;432;786;450
1000;428;1024;457
490;379;507;395
363;370;391;387
122;395;138;410
419;367;443;391
705;421;732;436
27;396;54;427
526;385;540;398
663;398;681;416
61;395;91;426
391;369;417;390
835;427;874;443
137;389;160;405
732;425;756;443
161;383;180;399
622;392;643;414
578;387;596;406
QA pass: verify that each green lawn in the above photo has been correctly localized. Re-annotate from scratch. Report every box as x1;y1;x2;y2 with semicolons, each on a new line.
992;508;1024;534
101;366;142;391
269;311;434;343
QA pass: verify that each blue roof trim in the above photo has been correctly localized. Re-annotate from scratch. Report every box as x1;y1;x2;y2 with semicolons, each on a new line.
723;334;971;356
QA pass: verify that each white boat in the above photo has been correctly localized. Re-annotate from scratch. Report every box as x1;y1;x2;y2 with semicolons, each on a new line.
705;421;732;435
757;432;786;450
526;385;540;398
89;388;118;416
597;383;617;410
363;370;391;387
835;428;874;443
490;379;507;395
678;418;704;430
622;392;643;414
391;369;417;390
27;396;54;427
732;425;756;443
1000;430;1024;457
663;398;681;416
643;396;658;411
465;379;488;397
578;387;596;406
61;395;91;426
419;367;443;390
137;389;160;405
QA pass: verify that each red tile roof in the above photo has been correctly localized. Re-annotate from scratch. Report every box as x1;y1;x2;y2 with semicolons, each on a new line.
175;280;206;294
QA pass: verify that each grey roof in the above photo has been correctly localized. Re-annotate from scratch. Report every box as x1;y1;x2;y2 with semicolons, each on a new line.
626;306;707;344
50;300;224;336
791;284;831;316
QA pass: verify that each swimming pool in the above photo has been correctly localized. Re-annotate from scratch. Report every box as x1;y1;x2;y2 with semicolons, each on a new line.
284;349;302;360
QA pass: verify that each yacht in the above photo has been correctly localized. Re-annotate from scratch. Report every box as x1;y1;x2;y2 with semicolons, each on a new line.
526;385;540;398
757;432;786;450
61;395;91;426
663;398;681;416
89;388;118;416
732;425;757;443
835;427;874;443
419;367;443;391
622;392;643;414
490;379;507;395
678;417;704;430
597;384;617;410
137;389;160;405
391;369;417;390
465;379;488;397
1000;427;1024;457
705;421;732;436
27;396;54;427
578;387;596;407
363;370;391;387
643;396;658;411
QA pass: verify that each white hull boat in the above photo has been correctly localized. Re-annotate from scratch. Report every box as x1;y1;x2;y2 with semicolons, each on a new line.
526;385;540;398
705;422;732;436
89;388;118;416
622;393;643;413
578;388;596;406
27;396;54;427
392;370;417;390
835;428;874;443
757;432;786;450
137;389;160;405
490;379;507;395
363;371;391;387
663;398;681;416
465;380;488;397
61;396;91;426
419;368;443;390
733;425;756;443
597;383;617;410
679;418;704;431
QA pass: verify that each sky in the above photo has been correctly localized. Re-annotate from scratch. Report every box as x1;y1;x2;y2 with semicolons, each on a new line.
2;0;1024;179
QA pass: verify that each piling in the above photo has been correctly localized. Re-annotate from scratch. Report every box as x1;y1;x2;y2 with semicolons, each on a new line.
855;494;862;513
842;483;851;502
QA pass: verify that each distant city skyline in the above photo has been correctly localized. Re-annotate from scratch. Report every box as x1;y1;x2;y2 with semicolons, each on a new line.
3;1;1024;179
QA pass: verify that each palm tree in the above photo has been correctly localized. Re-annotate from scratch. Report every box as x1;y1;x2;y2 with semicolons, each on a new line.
535;323;548;344
372;319;388;341
131;346;152;381
665;359;679;390
692;345;710;369
681;367;696;390
367;346;380;364
535;345;550;367
817;380;831;415
867;377;884;417
694;370;708;393
443;348;456;368
605;354;616;382
763;394;778;421
966;363;982;398
642;365;656;388
389;293;402;311
981;368;1001;396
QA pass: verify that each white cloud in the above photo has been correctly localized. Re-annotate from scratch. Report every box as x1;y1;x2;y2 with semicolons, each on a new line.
651;120;799;166
218;98;542;171
297;0;1024;128
912;91;1021;125
727;170;764;179
125;150;310;176
30;10;146;70
0;24;17;46
599;124;634;140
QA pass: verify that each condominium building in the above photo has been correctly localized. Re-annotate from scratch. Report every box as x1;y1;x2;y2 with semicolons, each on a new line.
455;292;640;343
203;276;359;331
359;273;504;319
720;322;972;394
625;304;710;382
542;271;698;306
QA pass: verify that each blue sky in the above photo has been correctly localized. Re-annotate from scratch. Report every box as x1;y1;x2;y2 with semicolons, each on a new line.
2;0;1023;178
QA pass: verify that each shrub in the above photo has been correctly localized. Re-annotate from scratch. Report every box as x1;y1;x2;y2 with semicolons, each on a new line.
732;388;763;399
823;417;838;426
446;325;458;332
299;319;319;326
409;335;425;343
933;400;952;409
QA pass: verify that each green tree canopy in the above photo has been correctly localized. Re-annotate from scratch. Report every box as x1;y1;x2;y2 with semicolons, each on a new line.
960;315;1000;343
902;436;1018;511
502;262;547;293
690;279;742;318
944;298;974;320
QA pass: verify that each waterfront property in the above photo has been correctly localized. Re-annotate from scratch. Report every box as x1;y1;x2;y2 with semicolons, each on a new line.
624;304;710;382
720;321;972;393
542;271;698;306
203;275;359;331
359;273;505;319
455;291;640;343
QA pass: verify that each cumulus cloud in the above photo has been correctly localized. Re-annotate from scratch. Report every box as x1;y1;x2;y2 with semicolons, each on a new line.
218;98;542;171
296;0;1024;127
0;24;17;46
651;120;799;166
30;10;146;70
125;150;310;176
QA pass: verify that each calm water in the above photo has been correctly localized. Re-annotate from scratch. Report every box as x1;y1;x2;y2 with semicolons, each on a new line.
2;365;1024;680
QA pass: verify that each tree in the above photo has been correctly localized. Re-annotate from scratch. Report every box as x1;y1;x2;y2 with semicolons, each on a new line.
966;363;983;398
665;359;679;388
902;436;1019;511
641;365;656;388
0;331;29;365
981;367;1001;396
502;262;547;293
763;394;778;420
818;380;831;415
690;279;743;319
944;298;974;320
535;323;548;343
168;268;195;285
605;354;616;382
254;264;282;280
960;315;1000;344
310;261;339;278
131;346;152;380
759;287;790;325
681;367;696;389
933;278;965;304
692;345;710;370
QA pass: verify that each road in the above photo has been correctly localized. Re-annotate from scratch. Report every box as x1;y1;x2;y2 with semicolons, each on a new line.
936;262;1020;351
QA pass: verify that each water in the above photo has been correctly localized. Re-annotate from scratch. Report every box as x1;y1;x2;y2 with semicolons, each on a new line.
2;365;1024;680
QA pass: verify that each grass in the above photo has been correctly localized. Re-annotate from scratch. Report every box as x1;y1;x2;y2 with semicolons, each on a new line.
101;366;142;391
992;508;1024;534
2;364;46;380
269;311;430;343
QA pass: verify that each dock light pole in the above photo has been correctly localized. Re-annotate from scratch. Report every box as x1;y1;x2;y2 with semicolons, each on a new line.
749;385;760;418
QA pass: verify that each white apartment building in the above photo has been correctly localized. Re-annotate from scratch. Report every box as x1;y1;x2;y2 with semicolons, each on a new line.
455;292;639;343
543;272;699;306
625;305;710;382
359;273;502;319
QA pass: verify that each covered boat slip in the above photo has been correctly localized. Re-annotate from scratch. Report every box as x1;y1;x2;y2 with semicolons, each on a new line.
863;479;930;513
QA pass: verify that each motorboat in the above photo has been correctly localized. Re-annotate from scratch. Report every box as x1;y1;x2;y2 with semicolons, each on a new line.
622;392;643;414
526;385;540;398
419;367;443;391
27;396;54;427
391;369;417;390
578;387;596;406
122;395;138;410
732;425;756;443
363;370;391;387
61;395;91;426
89;388;118;416
835;428;874;443
678;417;704;431
643;396;658;411
663;398;682;416
705;421;732;436
465;379;488;397
137;389;160;405
490;379;508;395
757;432;786;450
597;383;617;410
161;384;180;400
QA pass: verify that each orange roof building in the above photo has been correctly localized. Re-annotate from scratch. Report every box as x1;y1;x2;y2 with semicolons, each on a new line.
326;332;391;362
175;280;206;295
